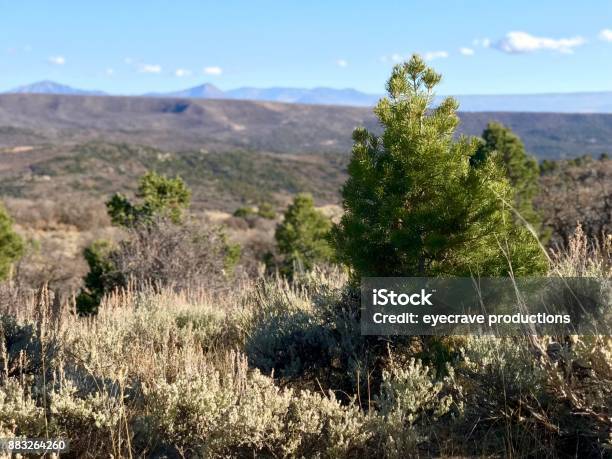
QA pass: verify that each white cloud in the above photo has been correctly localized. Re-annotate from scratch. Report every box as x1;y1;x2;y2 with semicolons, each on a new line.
599;29;612;42
48;55;65;65
424;50;449;61
124;57;133;65
494;31;585;54
380;53;407;64
459;47;475;56
472;38;491;48
203;66;223;75
175;68;192;77
140;64;162;74
105;68;114;76
336;59;348;67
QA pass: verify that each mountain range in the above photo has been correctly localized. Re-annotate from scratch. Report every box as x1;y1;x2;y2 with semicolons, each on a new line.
7;80;107;96
5;80;612;113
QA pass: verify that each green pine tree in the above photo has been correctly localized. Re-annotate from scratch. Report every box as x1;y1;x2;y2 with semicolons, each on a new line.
75;240;123;314
275;193;333;275
0;202;24;280
472;122;543;234
107;171;191;227
331;55;547;279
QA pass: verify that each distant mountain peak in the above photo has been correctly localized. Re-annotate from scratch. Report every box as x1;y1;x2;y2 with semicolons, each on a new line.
6;80;106;96
156;82;225;99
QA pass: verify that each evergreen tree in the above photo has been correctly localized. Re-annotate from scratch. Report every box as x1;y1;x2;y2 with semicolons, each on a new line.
0;203;24;280
331;55;547;279
107;171;191;227
472;122;543;233
275;193;333;275
76;240;123;314
80;171;191;312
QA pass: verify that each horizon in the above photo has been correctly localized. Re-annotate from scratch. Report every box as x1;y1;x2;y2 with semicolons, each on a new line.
8;78;612;98
3;1;612;95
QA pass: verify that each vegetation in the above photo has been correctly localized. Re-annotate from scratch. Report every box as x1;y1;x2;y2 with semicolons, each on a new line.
0;56;610;458
107;171;191;226
0;141;608;250
0;228;610;457
257;202;277;219
75;240;121;313
233;202;276;220
274;193;333;276
332;55;546;278
233;206;257;218
0;143;346;212
0;202;24;280
473;122;543;234
77;172;239;314
537;154;611;246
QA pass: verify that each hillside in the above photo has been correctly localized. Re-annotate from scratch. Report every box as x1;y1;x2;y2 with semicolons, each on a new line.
0;142;347;211
7;81;612;112
1;94;612;158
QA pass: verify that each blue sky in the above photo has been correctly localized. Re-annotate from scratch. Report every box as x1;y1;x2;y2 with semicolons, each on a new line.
2;0;612;95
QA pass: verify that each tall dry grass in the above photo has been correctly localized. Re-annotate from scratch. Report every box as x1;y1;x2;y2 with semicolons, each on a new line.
0;227;609;457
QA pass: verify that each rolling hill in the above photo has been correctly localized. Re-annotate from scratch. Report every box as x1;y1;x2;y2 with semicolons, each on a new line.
1;93;611;159
6;81;612;112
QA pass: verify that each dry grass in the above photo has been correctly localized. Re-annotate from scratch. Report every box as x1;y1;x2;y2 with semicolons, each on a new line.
0;230;610;457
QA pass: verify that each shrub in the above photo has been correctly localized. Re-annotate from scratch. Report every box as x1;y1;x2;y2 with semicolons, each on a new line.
332;55;547;278
233;206;256;218
49;382;127;456
0;202;24;281
275;193;333;276
257;202;276;219
0;267;610;457
536;158;611;246
450;336;568;456
112;218;239;289
0;379;47;437
77;218;239;314
0;313;61;377
244;271;411;400
244;276;331;377
3;197;110;231
78;171;238;313
143;351;372;457
107;171;191;227
550;224;611;278
374;358;459;457
76;240;123;314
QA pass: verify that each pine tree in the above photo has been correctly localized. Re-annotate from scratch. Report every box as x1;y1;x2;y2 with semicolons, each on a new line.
107;171;191;227
76;240;123;314
331;55;547;279
275;193;333;275
472;122;543;234
0;202;24;280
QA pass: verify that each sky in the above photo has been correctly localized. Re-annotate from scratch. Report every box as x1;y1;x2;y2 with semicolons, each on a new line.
2;0;612;95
